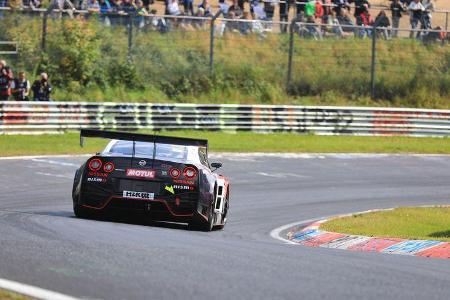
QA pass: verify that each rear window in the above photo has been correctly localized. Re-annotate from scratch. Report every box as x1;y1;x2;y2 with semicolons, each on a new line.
107;141;188;161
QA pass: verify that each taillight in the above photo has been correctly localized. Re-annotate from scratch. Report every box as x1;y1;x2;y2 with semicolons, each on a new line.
88;158;102;171
169;168;181;179
183;167;197;179
103;162;115;173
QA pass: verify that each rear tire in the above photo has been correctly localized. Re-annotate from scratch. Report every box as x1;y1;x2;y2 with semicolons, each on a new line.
189;205;214;232
73;204;90;219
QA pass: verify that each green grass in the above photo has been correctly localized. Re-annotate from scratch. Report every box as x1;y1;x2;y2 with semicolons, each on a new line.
0;289;33;300
321;207;450;242
1;131;450;157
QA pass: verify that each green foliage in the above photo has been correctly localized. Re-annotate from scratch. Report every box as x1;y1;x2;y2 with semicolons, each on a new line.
1;15;449;107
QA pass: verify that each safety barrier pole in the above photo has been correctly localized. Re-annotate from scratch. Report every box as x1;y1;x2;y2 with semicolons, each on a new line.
209;11;222;74
287;20;295;91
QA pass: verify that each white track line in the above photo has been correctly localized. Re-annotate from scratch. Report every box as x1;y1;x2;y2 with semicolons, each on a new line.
0;278;79;300
270;217;326;245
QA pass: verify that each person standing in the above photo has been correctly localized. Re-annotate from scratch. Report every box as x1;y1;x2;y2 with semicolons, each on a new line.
32;73;52;101
408;0;425;38
390;0;405;38
0;60;13;101
12;72;31;101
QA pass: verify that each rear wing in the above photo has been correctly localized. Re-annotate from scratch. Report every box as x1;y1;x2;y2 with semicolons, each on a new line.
80;129;208;148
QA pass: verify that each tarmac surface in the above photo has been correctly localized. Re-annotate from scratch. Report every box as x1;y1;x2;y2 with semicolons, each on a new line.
0;153;450;300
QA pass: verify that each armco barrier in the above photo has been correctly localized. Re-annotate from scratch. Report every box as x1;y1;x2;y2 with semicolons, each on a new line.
1;101;450;136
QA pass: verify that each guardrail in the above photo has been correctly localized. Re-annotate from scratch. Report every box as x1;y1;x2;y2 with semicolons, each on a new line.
1;101;450;137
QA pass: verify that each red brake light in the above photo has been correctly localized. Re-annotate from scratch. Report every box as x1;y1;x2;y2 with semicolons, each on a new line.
88;159;102;171
103;162;115;173
183;167;197;179
169;168;181;179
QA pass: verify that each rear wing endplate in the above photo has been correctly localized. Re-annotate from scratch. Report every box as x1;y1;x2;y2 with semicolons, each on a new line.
80;129;208;148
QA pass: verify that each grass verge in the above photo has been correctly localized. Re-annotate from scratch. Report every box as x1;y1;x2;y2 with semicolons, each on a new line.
321;207;450;242
0;289;33;300
1;131;450;157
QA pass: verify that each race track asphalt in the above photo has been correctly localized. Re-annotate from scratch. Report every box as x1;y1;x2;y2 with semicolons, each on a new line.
0;153;450;300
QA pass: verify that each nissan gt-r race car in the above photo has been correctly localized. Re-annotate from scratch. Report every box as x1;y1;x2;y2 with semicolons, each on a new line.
72;129;230;231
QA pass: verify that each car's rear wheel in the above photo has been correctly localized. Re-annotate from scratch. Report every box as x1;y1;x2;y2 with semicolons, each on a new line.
189;204;214;232
73;203;90;219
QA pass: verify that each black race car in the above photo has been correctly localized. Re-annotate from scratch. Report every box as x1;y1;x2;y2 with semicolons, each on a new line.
72;130;230;231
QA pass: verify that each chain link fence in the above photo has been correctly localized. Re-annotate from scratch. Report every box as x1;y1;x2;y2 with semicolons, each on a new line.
0;5;448;102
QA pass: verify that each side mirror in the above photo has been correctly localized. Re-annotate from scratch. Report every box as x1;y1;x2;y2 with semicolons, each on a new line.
210;162;222;172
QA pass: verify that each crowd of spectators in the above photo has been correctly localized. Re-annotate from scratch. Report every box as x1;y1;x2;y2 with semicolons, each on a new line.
0;60;52;101
0;0;447;40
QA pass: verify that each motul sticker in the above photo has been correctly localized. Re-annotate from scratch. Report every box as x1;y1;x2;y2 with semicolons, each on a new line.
122;190;155;200
126;169;155;179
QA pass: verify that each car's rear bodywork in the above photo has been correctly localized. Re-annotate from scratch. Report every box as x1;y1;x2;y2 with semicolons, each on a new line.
72;130;230;231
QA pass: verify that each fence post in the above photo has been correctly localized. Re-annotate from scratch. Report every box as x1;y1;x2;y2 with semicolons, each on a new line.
370;23;377;100
286;19;295;91
446;12;449;32
209;11;222;74
127;13;134;62
41;12;48;52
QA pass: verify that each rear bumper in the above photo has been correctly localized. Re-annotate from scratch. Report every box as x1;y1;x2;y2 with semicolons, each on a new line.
81;196;195;220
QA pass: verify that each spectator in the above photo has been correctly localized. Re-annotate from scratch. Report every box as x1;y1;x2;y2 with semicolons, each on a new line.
87;0;100;12
279;0;291;33
11;71;31;101
333;0;350;16
356;3;372;37
422;0;434;29
336;7;354;33
263;0;275;23
183;0;194;15
32;73;52;101
326;8;344;37
229;0;243;17
135;0;148;28
305;0;316;19
239;11;252;35
315;0;324;21
168;0;181;15
218;0;230;15
408;0;425;38
351;0;370;20
375;10;390;39
198;0;212;17
390;0;405;38
0;60;13;101
296;0;306;21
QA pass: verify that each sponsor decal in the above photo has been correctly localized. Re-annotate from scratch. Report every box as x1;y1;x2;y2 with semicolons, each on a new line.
138;160;147;166
126;169;155;179
122;190;154;200
173;184;194;191
88;171;108;178
165;185;175;194
87;177;105;183
161;170;168;176
173;179;195;185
